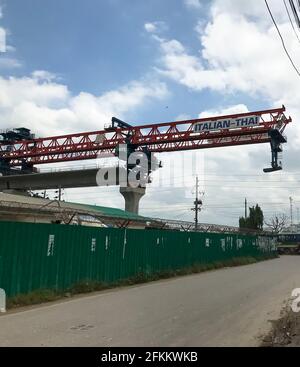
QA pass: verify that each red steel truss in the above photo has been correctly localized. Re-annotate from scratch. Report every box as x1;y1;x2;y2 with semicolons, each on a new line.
0;106;291;167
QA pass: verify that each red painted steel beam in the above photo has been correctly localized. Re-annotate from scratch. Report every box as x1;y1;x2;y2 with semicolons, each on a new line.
0;106;291;166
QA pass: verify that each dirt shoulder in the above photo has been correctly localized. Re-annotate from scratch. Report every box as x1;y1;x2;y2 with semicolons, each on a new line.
261;304;300;347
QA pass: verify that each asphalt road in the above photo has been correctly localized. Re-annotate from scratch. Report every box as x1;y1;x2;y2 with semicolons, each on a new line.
0;256;299;347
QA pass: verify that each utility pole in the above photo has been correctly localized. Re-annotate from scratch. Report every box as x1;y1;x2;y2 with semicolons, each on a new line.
290;196;293;227
245;198;248;218
297;208;300;224
192;176;203;231
195;176;199;231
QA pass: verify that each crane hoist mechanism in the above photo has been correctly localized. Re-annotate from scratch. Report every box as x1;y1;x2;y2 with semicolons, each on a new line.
0;106;291;177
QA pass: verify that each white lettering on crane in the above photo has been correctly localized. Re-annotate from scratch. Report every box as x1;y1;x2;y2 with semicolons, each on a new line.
193;115;260;132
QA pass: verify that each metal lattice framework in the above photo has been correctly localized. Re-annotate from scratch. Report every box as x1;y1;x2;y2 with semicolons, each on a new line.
0;106;291;167
149;217;273;235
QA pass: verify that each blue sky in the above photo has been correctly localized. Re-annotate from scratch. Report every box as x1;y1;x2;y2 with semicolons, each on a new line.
0;0;267;123
1;0;300;225
2;0;203;89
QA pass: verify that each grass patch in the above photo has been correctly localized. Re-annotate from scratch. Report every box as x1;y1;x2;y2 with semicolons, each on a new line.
6;253;278;310
68;280;110;295
6;289;62;309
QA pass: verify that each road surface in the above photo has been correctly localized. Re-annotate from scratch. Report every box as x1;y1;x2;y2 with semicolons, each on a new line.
0;256;299;347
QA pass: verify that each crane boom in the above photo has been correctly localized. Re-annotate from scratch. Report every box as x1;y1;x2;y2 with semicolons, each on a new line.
0;106;291;169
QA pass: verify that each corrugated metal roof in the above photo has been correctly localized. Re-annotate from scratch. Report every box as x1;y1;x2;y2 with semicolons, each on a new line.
69;202;149;221
0;193;149;222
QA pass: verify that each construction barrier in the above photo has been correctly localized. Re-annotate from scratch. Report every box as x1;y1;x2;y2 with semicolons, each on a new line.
0;221;276;297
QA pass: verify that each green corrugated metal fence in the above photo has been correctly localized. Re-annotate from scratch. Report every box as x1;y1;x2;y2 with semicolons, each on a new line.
0;221;276;297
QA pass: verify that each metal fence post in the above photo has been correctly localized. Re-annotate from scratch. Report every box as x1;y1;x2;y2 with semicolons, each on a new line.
0;288;6;313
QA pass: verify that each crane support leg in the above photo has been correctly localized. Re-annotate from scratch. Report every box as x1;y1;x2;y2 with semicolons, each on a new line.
263;129;287;173
120;186;146;214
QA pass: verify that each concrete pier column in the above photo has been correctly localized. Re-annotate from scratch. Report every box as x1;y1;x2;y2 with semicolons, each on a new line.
120;186;146;214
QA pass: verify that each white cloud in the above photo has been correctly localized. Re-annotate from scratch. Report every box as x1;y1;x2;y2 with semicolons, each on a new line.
144;21;167;34
198;104;249;118
175;113;191;121
145;23;157;33
155;37;227;92
0;73;170;214
32;70;57;82
153;1;300;104
184;0;202;9
0;75;168;136
151;0;300;146
210;0;285;22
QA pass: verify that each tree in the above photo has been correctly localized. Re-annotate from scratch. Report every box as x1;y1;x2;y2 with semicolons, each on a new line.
264;214;288;234
239;204;264;231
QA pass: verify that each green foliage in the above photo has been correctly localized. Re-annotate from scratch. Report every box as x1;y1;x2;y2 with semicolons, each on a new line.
239;204;264;230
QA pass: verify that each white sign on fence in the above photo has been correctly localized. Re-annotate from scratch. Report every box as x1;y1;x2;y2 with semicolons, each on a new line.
0;288;6;313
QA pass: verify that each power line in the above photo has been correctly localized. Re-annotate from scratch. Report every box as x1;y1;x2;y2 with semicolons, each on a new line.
203;172;300;176
265;0;300;77
45;186;300;202
172;179;300;183
150;185;300;189
170;209;192;220
289;0;300;27
155;175;300;183
59;182;300;197
144;199;295;210
283;0;300;43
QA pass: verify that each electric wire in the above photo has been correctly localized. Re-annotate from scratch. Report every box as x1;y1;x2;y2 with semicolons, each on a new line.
265;0;300;77
283;0;300;43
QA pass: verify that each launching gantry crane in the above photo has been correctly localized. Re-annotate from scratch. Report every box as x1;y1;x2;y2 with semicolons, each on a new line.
0;106;291;172
0;106;292;212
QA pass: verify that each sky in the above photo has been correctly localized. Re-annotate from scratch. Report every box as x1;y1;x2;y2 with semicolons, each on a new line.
1;0;300;226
